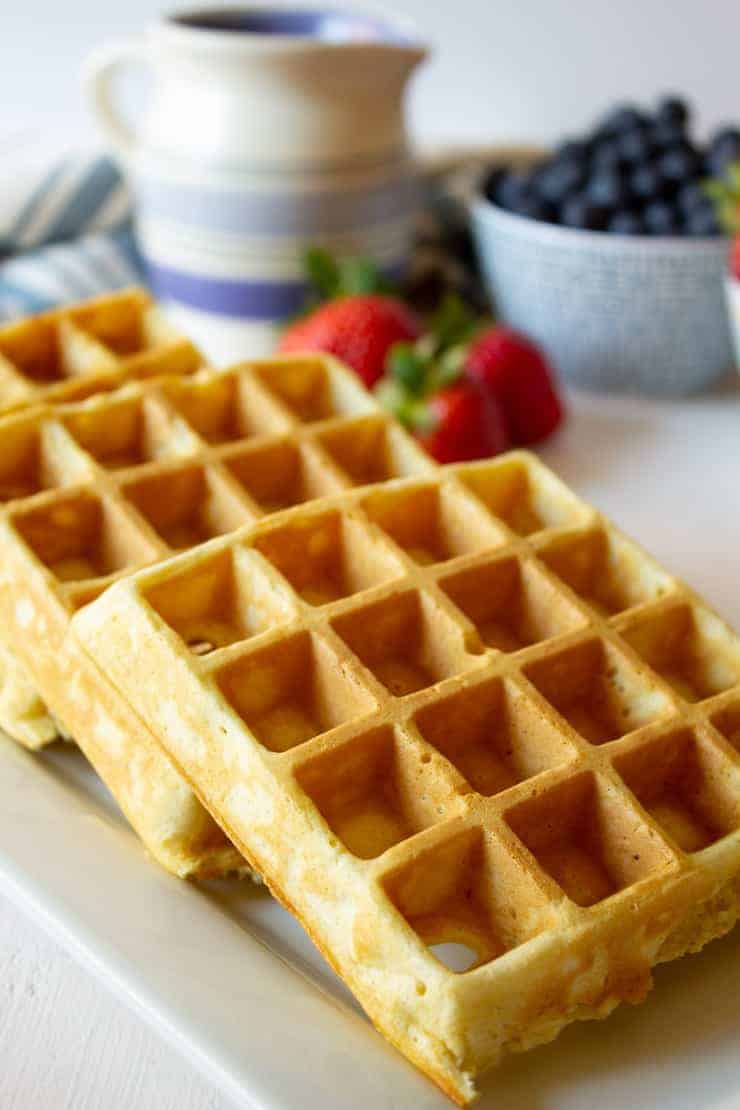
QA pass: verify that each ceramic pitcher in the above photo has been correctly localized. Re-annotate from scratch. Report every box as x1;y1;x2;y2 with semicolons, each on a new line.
85;7;428;360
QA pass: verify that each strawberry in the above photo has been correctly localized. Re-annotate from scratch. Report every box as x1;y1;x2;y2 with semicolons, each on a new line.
278;293;422;389
377;338;509;464
464;327;563;445
414;382;509;463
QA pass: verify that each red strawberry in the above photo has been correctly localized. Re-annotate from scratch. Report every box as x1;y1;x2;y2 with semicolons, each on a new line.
415;382;509;464
732;235;740;281
278;294;422;388
464;327;563;445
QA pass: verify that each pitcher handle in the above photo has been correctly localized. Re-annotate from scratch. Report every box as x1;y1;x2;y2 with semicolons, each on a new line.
84;38;149;164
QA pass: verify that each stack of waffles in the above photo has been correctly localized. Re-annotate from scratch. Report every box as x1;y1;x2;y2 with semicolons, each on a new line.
0;287;202;751
2;292;740;1104
0;289;436;877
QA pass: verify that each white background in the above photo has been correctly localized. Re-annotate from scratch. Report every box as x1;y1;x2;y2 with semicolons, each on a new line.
0;0;738;151
0;2;739;1109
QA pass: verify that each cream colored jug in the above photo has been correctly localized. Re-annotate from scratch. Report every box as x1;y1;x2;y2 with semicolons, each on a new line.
86;7;428;359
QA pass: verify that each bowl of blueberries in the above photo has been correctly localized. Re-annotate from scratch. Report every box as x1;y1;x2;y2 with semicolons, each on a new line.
471;97;738;395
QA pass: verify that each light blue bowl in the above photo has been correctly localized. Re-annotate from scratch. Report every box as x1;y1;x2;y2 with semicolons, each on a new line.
471;196;733;395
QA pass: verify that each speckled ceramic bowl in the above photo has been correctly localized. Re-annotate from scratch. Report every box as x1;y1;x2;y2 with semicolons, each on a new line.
471;195;734;396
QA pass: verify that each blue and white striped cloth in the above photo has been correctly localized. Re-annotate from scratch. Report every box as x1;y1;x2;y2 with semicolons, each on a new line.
0;153;142;321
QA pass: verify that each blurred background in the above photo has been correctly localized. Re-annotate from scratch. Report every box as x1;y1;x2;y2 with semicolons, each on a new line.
1;0;738;150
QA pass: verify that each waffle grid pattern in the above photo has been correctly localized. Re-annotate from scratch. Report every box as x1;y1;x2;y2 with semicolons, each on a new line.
0;354;435;874
0;288;202;414
0;287;202;751
76;452;740;1100
0;356;436;611
113;456;740;903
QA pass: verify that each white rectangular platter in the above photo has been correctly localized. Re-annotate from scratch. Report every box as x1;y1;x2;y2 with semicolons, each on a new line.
1;387;740;1110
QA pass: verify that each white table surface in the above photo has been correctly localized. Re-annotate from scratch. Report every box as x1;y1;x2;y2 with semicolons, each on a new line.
2;378;740;1110
0;894;233;1110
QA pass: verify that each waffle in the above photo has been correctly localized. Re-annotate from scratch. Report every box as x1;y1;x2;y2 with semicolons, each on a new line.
0;355;435;875
73;452;740;1102
0;287;203;748
0;287;201;414
0;637;61;749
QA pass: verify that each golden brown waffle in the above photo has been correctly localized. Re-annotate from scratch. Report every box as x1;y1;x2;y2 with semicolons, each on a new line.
0;287;203;748
0;287;201;414
0;355;434;875
0;638;61;749
73;453;740;1102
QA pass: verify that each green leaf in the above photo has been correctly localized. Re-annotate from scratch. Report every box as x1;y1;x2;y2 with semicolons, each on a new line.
375;377;416;429
387;342;427;395
431;345;465;390
703;179;726;201
304;247;341;298
704;163;740;234
414;333;438;361
429;293;478;353
303;247;399;300
338;255;381;295
408;398;436;436
372;270;397;295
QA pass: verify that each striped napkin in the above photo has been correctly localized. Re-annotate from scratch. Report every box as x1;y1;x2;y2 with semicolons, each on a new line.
0;152;142;320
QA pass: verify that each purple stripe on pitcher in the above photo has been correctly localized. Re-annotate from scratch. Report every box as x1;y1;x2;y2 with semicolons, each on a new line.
146;261;306;319
145;258;406;321
136;174;418;236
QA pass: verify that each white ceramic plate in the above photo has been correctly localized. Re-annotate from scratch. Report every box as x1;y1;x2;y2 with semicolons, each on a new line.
1;387;740;1110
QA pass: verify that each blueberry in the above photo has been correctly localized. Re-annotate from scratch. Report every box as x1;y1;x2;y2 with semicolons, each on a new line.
608;210;644;235
684;203;721;236
560;194;609;231
630;162;667;203
591;140;629;174
652;119;689;150
495;170;535;210
658;144;702;186
618;127;657;165
656;96;689;129
537;158;586;205
554;138;591;164
643;200;680;235
714;151;738;177
706;128;740;176
511;194;556;222
710;126;740;153
600;104;647;136
676;180;709;215
587;169;631;210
